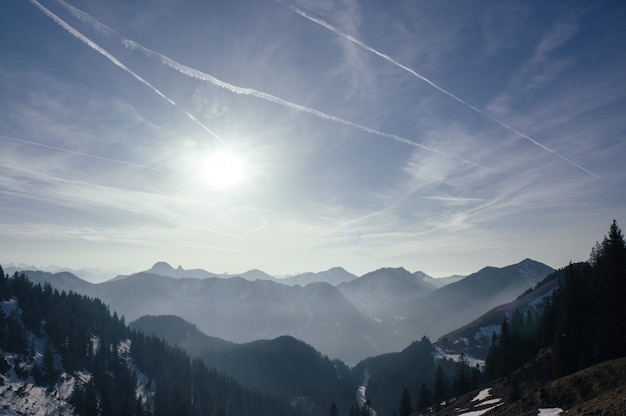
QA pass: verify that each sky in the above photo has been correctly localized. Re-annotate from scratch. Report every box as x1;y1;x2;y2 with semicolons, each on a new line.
1;0;625;279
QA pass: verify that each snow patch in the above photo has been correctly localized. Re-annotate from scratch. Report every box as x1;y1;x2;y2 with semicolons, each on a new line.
474;324;500;341
471;388;491;402
433;345;485;368
457;404;503;416
0;371;76;415
538;408;564;416
529;288;556;308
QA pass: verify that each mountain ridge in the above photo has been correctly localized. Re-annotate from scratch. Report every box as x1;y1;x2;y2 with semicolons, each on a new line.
11;258;555;363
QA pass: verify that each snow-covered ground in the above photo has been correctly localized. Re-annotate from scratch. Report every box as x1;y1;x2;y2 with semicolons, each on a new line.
433;345;485;368
538;408;563;416
0;368;76;415
446;387;566;416
0;300;152;415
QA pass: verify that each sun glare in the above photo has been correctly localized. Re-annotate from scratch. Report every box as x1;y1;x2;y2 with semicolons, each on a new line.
200;147;247;190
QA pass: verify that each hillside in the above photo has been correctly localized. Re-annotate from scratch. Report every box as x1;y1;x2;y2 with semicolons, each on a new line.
130;314;438;416
0;268;298;416
435;266;565;360
422;221;626;415
130;315;351;405
14;258;554;364
430;356;626;416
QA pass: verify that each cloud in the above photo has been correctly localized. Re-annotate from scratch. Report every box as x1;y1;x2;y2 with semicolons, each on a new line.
28;0;224;144
284;2;599;179
0;134;157;170
50;0;484;169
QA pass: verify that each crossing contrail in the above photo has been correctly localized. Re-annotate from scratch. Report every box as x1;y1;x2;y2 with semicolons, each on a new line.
0;134;158;170
50;0;488;170
29;0;224;144
284;3;600;179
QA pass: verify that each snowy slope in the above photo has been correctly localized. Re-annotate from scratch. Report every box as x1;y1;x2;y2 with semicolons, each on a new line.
0;300;151;416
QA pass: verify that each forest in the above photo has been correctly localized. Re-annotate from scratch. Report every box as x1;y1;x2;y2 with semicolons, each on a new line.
0;269;298;416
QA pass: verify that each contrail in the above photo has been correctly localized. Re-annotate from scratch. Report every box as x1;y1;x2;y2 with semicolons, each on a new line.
284;3;600;179
51;0;488;170
28;0;224;144
0;133;158;170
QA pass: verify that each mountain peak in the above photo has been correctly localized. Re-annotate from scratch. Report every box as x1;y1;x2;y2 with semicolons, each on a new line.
151;261;175;271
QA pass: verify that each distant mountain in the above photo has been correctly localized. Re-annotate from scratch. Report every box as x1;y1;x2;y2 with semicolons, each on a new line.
20;270;389;363
435;266;566;360
280;267;358;286
17;269;94;294
428;274;465;288
113;261;278;282
430;258;554;309
387;259;555;350
338;267;437;321
3;263;119;283
12;259;554;363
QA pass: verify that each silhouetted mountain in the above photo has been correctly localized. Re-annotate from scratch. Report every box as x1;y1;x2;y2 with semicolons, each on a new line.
130;315;348;396
19;270;388;362
113;261;278;282
435;266;566;360
338;267;437;321
129;314;236;357
428;274;465;288
18;269;94;294
397;259;553;338
13;259;554;363
280;267;358;286
351;337;437;416
130;314;435;416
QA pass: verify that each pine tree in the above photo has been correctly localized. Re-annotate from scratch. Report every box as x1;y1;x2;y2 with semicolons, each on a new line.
433;364;448;408
485;331;499;380
398;387;412;416
453;353;470;397
329;402;339;416
497;317;513;377
553;263;589;376
593;220;626;361
417;382;433;412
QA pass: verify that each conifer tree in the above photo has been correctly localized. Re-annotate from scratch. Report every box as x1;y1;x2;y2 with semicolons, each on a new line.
417;382;432;412
433;364;448;408
453;353;470;397
329;402;339;416
593;220;626;361
398;387;412;416
485;332;499;380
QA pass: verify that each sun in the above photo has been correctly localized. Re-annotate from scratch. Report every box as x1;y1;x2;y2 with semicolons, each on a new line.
200;147;248;190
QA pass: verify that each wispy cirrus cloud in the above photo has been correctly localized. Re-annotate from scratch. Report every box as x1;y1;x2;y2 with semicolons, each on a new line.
29;0;225;144
283;2;599;179
45;0;485;169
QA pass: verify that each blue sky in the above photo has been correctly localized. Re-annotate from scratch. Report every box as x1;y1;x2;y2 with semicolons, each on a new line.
1;0;625;278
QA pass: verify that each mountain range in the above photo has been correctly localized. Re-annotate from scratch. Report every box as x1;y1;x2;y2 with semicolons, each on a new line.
3;221;625;416
17;258;553;363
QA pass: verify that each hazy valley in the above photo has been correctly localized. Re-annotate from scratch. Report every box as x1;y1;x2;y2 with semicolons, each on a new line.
15;258;552;364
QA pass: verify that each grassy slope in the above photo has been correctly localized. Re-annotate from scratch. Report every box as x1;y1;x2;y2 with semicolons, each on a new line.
431;354;626;415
